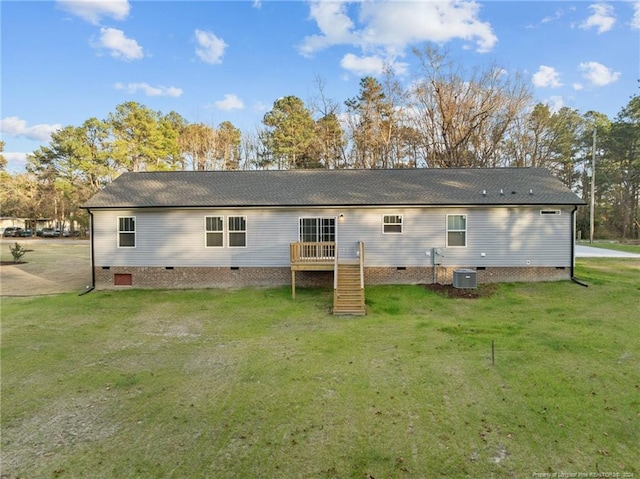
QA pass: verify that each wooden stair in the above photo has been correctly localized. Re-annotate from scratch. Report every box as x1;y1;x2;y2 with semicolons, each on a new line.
333;262;365;315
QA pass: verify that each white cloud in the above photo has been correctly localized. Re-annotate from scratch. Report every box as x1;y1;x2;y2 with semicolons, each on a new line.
545;96;565;113
632;1;640;29
340;53;385;76
4;152;28;172
339;53;409;77
532;65;563;88
389;61;409;76
580;3;616;33
56;0;130;24
195;29;227;64
541;9;565;24
528;6;576;29
299;0;497;59
93;27;143;61
0;117;61;142
214;94;244;111
359;1;497;54
579;61;621;86
340;53;409;76
573;83;584;91
254;101;269;112
115;82;183;97
299;1;357;57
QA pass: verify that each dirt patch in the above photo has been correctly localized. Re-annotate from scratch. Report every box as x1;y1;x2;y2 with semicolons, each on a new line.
132;303;204;338
424;283;497;299
0;261;26;266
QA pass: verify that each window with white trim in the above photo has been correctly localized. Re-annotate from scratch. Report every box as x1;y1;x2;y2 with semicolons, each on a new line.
446;214;466;247
228;216;246;247
205;216;224;247
299;218;335;242
118;216;136;248
540;209;561;215
382;214;403;234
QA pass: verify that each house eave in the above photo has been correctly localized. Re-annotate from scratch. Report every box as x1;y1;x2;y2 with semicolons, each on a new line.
81;201;585;211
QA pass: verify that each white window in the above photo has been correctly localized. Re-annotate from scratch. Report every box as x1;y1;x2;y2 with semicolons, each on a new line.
205;216;224;247
382;214;403;234
540;210;561;215
118;216;136;248
299;217;336;259
299;218;335;242
446;214;466;247
228;216;246;247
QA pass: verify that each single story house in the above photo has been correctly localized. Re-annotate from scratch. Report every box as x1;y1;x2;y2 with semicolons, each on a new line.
1;217;26;231
82;168;585;314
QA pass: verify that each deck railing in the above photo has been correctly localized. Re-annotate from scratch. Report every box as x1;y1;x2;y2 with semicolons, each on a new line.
290;242;336;263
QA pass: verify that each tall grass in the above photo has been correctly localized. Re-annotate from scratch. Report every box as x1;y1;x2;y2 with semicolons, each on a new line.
1;259;638;478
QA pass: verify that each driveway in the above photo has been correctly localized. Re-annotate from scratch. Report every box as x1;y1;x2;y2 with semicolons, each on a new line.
575;244;640;258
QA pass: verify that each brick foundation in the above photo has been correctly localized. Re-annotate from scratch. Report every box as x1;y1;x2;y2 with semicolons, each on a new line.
365;266;570;285
94;265;571;290
365;267;433;284
95;266;334;290
475;267;570;284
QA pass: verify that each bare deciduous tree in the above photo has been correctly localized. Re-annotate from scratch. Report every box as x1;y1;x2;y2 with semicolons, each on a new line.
178;123;216;171
410;46;531;168
309;76;347;169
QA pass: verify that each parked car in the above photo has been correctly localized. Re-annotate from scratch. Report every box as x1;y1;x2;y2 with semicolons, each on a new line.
41;227;60;237
18;229;33;237
3;227;23;237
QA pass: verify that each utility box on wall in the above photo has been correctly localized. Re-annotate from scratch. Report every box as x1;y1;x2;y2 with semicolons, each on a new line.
452;269;477;289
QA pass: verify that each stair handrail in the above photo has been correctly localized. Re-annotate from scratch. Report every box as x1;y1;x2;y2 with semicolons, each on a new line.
358;241;365;290
333;241;339;291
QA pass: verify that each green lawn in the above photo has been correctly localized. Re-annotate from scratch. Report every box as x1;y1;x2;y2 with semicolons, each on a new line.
2;259;639;478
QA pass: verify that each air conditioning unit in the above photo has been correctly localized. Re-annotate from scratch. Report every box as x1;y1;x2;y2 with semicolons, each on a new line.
452;269;477;289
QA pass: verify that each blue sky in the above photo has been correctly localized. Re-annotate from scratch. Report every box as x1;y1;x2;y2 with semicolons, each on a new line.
1;0;639;172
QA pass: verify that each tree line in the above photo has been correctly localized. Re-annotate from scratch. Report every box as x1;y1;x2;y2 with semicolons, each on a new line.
0;47;638;239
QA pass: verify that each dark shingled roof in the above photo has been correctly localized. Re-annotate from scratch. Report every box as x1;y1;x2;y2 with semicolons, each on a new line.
82;168;585;209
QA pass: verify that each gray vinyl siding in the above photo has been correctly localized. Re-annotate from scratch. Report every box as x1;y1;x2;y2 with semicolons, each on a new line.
92;206;573;268
336;206;572;267
94;209;297;267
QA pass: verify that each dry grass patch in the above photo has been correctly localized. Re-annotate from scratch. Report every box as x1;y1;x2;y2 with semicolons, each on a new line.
0;240;90;296
2;394;120;474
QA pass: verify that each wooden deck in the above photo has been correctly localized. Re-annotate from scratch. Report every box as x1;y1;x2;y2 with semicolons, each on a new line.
290;241;365;315
290;242;336;271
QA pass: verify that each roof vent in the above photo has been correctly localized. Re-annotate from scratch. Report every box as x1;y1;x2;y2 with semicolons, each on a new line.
529;189;534;195
482;189;486;196
500;189;504;195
